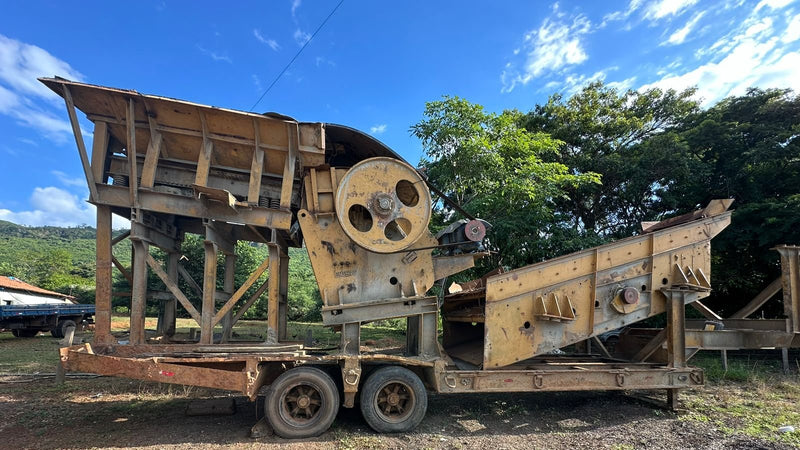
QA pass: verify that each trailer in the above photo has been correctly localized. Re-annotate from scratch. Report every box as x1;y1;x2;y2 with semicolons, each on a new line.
43;77;752;438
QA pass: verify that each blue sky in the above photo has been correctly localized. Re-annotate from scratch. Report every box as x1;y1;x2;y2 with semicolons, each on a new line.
0;0;798;227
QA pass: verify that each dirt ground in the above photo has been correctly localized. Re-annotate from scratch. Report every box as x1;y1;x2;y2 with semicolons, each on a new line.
1;331;798;449
0;375;796;449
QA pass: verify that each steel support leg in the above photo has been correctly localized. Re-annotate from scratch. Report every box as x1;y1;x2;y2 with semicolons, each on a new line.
129;239;149;345
221;253;236;343
200;240;218;345
94;205;114;344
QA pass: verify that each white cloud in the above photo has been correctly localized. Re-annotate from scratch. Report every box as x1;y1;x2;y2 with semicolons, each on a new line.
607;76;638;91
315;56;335;67
0;34;82;142
370;124;387;135
51;170;85;187
664;11;706;45
0;186;128;228
755;0;795;11
293;29;311;46
643;4;800;106
196;45;232;63
501;13;592;93
253;29;280;51
291;0;301;18
602;0;644;27
642;38;798;106
0;34;84;102
644;0;698;21
785;14;800;42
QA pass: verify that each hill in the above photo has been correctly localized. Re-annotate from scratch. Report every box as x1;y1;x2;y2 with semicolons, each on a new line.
0;220;321;319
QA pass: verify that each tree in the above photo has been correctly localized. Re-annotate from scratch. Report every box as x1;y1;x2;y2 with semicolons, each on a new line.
411;96;600;270
523;81;700;240
670;88;800;315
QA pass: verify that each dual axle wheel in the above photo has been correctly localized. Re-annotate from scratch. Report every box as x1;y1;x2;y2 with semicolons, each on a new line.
264;365;427;438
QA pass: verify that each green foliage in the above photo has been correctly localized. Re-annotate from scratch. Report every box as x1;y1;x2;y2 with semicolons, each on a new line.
411;96;600;270
0;220;322;320
669;88;800;315
523;81;700;239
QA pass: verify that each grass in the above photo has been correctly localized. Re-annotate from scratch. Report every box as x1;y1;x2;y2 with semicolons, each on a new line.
684;350;800;446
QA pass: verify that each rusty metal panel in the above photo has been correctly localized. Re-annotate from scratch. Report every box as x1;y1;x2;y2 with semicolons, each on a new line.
437;365;703;393
482;207;731;368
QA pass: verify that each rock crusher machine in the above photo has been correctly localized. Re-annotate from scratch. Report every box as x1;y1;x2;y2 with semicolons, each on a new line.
43;78;750;438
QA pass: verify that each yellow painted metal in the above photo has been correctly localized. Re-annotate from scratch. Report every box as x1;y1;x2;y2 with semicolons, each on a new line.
335;157;431;253
482;205;732;368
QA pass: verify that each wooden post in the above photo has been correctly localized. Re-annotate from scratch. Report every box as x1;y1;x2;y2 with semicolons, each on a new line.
201;239;218;345
129;239;149;345
55;325;75;385
94;205;114;344
721;349;728;371
221;253;236;343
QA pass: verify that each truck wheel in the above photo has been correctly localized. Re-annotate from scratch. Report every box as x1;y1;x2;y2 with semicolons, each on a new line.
57;320;77;339
265;366;339;438
12;329;39;338
360;366;427;433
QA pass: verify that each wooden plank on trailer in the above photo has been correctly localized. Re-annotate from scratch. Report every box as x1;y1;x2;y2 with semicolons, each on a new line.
146;253;201;324
91;121;109;184
247;118;264;204
63;86;99;201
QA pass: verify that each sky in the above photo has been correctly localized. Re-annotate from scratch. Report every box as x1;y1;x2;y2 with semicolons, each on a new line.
0;0;798;228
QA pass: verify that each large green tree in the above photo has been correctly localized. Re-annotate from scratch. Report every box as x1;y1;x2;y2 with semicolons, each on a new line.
411;96;599;270
670;88;800;315
523;82;700;240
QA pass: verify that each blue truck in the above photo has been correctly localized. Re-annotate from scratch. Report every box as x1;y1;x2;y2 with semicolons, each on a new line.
0;303;95;338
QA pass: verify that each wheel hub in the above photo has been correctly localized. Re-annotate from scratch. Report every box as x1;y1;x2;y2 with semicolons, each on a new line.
387;392;400;406
297;395;311;408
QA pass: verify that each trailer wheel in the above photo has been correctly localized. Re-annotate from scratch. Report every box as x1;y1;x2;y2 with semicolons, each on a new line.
265;366;339;438
360;366;427;433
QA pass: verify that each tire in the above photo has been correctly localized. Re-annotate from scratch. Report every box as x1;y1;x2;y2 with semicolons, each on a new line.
12;329;39;338
359;366;427;433
265;366;339;439
59;320;77;339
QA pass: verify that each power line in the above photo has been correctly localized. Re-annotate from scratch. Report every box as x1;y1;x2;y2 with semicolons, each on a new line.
249;0;345;112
